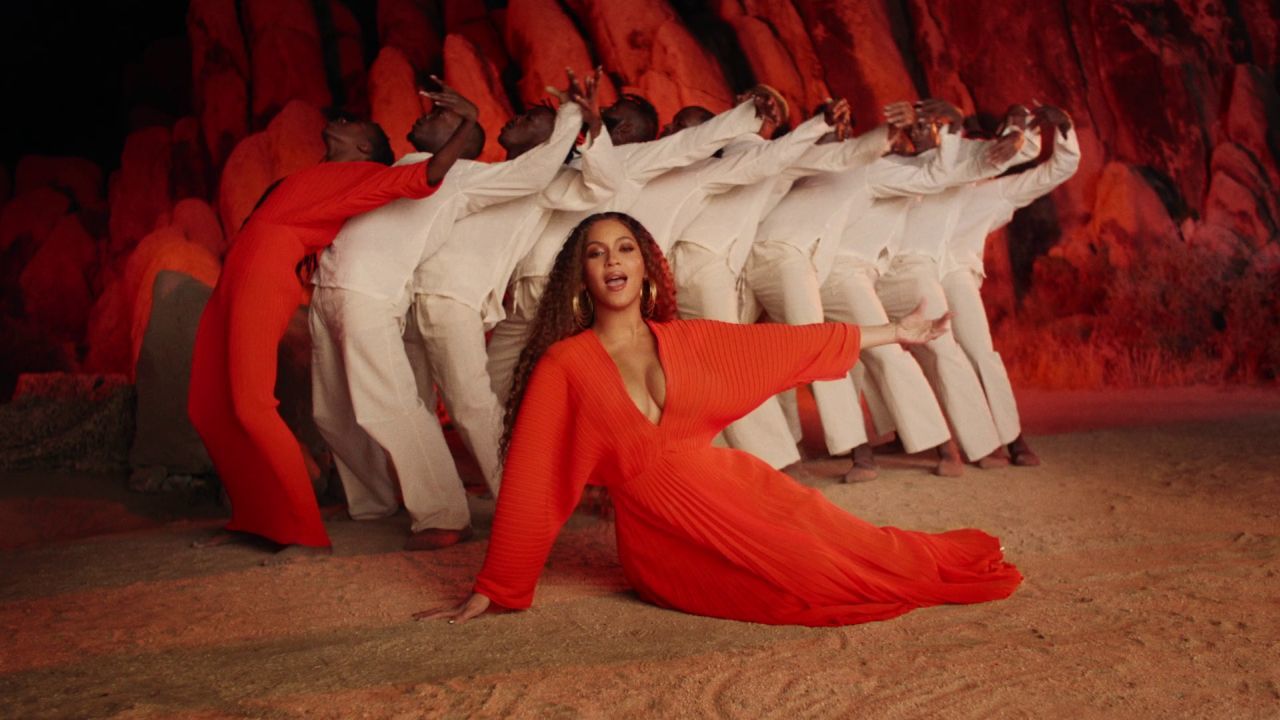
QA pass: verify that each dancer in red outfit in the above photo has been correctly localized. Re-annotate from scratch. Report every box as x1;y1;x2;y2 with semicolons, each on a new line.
189;92;478;555
420;212;1022;626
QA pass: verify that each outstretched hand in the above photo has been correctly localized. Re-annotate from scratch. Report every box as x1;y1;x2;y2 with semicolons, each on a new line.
883;100;916;129
414;592;491;624
739;85;784;127
895;301;952;345
568;66;604;139
1032;104;1073;139
984;131;1025;167
916;98;963;132
420;75;479;122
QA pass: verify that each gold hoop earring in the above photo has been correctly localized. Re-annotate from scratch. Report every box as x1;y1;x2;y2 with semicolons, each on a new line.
572;291;594;328
642;278;657;317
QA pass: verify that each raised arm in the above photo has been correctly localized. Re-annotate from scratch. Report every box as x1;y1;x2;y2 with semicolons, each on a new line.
458;102;586;215
283;160;436;226
623;100;762;184
537;126;623;211
698;112;832;195
995;118;1081;208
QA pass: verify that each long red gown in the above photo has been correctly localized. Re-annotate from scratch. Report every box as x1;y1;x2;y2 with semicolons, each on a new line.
475;320;1022;626
189;161;436;547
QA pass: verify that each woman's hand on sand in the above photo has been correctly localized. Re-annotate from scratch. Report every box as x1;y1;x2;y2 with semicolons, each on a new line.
414;592;491;624
895;301;952;345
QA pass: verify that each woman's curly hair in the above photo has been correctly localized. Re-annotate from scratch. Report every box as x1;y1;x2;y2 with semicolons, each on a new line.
498;212;677;461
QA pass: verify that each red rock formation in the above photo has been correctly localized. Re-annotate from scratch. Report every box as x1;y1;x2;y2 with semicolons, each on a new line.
171;199;226;259
377;0;443;74
108;127;173;256
443;34;513;162
504;0;618;110
444;2;510;76
171;117;211;202
187;0;250;168
18;215;97;340
217;100;327;237
788;1;917;126
368;47;422;159
329;0;369;116
124;228;222;376
82;271;131;375
562;0;734;122
712;0;829;124
0;188;72;255
242;0;331;126
14;157;103;208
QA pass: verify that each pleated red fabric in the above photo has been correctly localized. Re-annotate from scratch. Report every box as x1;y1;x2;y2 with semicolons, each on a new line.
476;319;1022;626
189;160;435;547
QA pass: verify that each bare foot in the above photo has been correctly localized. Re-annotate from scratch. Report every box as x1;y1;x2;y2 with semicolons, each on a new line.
782;461;817;484
260;544;333;566
1008;436;1041;466
975;452;1010;470
404;526;474;552
191;530;243;549
933;440;964;477
843;443;878;483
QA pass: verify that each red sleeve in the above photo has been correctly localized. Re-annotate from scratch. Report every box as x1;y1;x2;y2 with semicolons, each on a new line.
676;320;862;423
284;160;438;226
474;357;596;610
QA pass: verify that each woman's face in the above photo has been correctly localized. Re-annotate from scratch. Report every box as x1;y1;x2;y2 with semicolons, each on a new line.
582;218;647;315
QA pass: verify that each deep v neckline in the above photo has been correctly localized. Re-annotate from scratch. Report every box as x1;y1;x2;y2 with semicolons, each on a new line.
588;321;671;429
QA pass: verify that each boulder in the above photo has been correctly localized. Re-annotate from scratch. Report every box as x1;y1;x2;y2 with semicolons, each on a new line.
328;0;369;115
562;0;734;122
0;373;134;473
1223;64;1280;189
377;0;443;74
187;0;250;168
171;116;211;201
18;215;97;341
125;228;222;375
82;272;132;375
107;126;173;255
1204;142;1278;249
0;187;71;255
789;1;917;126
242;0;331;125
130;270;215;477
443;34;514;162
172;198;226;259
504;0;619;110
217;100;327;236
368;47;422;159
14;156;103;207
714;0;830;123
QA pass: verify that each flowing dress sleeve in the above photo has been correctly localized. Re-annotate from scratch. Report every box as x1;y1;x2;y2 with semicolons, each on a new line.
673;320;863;429
474;355;599;609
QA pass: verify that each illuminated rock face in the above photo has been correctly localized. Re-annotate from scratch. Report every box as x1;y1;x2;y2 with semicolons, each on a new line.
1;1;1279;389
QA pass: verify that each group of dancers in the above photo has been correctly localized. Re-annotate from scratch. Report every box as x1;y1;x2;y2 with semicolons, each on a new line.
188;69;1079;626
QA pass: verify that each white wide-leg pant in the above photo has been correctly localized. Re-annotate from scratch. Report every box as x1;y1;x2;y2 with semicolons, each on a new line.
744;241;866;456
875;255;1001;461
672;242;801;469
309;287;469;532
820;257;951;453
485;276;547;406
406;294;505;495
942;268;1022;444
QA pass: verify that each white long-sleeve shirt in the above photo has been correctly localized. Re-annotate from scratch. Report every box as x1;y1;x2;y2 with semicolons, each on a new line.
832;129;1031;272
890;128;1045;272
414;127;622;327
629;113;832;255
315;103;585;303
511;100;762;289
944;127;1081;276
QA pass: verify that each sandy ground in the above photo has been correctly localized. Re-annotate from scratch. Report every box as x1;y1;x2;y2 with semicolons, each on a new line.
1;386;1279;719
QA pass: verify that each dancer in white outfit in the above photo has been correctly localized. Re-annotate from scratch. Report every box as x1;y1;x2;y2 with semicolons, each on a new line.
664;95;854;471
486;91;774;402
310;78;592;550
943;105;1080;466
875;100;1035;468
409;70;620;498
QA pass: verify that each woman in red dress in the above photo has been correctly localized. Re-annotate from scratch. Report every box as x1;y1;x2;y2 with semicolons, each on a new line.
189;91;478;553
421;212;1022;627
